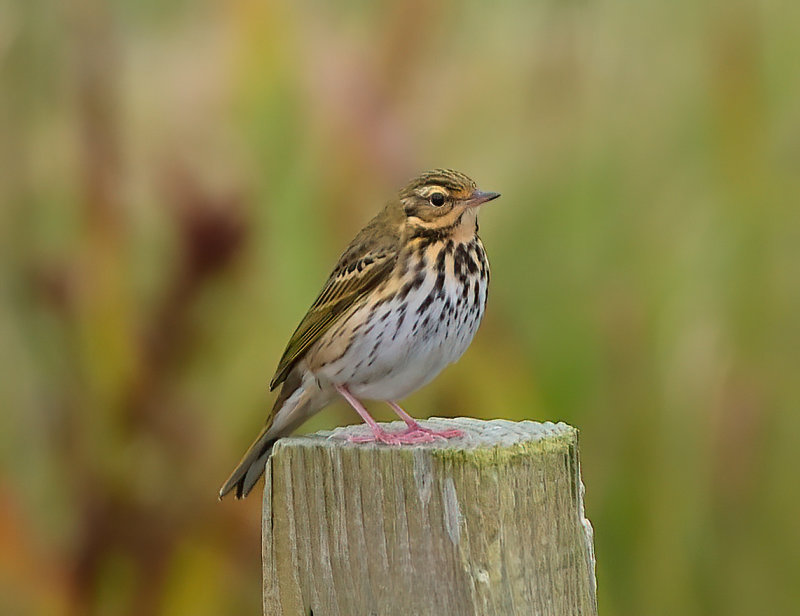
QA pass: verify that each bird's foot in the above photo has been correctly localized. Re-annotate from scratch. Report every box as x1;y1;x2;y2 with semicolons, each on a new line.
346;427;433;445
384;401;465;441
345;423;464;445
397;422;465;441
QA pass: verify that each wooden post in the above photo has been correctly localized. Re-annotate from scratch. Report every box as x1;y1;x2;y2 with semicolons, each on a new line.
262;418;597;616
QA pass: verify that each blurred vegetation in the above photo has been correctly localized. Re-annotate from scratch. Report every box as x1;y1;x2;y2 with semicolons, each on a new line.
1;0;799;614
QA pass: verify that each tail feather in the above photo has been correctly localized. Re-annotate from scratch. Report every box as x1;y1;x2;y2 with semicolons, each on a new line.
219;426;279;499
219;373;322;500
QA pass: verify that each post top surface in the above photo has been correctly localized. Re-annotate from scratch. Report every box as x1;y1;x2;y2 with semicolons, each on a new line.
274;418;576;453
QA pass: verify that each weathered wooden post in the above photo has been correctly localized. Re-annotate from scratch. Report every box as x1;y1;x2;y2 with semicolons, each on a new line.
262;418;597;616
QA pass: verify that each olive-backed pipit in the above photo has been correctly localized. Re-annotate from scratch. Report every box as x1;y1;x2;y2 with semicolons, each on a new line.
220;169;500;499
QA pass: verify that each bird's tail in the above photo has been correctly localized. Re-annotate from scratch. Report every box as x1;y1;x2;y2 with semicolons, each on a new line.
219;376;322;500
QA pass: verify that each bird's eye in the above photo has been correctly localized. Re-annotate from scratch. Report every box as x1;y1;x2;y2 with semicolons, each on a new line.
429;192;446;206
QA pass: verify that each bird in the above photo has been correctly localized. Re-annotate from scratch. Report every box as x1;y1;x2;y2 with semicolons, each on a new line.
219;169;500;499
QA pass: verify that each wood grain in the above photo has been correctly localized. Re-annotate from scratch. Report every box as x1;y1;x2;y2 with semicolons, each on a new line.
262;418;597;616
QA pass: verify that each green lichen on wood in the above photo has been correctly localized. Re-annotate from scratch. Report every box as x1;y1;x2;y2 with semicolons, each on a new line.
428;427;577;469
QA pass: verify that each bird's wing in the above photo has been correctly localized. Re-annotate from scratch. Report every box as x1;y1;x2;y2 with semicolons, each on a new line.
269;240;397;390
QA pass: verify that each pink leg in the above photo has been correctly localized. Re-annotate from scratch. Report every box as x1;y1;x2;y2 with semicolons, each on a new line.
335;385;452;445
386;401;465;440
335;385;395;443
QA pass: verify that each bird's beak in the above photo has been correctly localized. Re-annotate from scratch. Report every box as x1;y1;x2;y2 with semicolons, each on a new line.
464;189;501;208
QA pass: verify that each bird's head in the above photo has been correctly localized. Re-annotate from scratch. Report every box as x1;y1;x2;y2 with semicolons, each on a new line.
397;169;500;239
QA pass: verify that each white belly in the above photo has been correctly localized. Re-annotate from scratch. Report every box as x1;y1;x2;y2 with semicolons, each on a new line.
315;242;488;401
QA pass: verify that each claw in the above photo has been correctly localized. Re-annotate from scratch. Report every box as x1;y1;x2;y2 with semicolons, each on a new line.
398;425;465;441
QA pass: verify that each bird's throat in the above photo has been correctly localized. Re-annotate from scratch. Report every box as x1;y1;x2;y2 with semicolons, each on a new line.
406;207;480;244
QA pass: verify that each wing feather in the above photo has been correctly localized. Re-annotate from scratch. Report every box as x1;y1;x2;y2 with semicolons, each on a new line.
269;248;396;390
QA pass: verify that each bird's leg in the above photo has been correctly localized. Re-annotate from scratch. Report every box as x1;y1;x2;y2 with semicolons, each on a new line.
335;386;458;444
335;385;408;444
386;401;465;440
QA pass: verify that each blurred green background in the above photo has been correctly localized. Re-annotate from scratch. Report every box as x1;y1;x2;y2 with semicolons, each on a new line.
2;0;799;614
